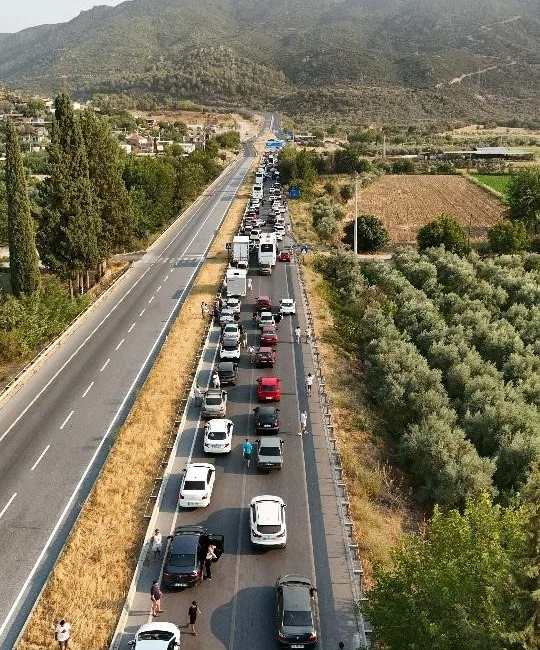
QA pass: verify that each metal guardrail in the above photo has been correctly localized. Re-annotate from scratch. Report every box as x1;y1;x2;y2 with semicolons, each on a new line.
294;257;372;648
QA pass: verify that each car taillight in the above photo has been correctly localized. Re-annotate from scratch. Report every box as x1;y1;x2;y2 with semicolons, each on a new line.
309;633;318;642
277;632;286;641
202;493;208;499
191;570;200;576
225;442;230;447
276;530;286;537
252;530;262;537
179;494;184;499
163;572;170;578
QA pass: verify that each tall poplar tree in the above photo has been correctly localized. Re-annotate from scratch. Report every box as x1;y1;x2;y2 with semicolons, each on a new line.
4;120;40;297
79;109;134;271
37;93;98;293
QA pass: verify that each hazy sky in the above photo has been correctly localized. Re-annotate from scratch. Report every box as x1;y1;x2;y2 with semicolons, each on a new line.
2;0;125;33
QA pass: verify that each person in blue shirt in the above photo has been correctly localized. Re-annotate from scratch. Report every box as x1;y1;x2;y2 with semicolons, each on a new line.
243;438;253;467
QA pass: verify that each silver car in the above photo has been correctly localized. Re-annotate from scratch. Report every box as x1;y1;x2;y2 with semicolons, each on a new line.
256;437;284;470
220;342;241;361
201;388;227;418
222;323;240;344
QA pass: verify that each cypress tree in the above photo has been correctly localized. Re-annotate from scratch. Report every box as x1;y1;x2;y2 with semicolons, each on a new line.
4;120;40;297
37;93;98;292
79;109;134;268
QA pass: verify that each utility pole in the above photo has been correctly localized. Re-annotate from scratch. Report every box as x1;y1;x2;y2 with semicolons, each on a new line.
354;172;358;255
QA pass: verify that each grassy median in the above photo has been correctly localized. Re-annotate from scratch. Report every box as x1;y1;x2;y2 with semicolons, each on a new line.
17;149;263;650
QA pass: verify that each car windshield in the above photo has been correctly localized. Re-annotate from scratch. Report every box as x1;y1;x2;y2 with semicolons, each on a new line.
283;610;313;627
206;396;222;405
208;430;227;440
183;480;205;491
138;631;175;641
259;446;280;456
169;552;197;568
223;345;237;351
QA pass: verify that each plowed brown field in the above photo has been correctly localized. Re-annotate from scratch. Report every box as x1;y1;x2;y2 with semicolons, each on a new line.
358;175;504;243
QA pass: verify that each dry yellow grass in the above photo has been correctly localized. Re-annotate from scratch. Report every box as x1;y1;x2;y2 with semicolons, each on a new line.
17;151;261;650
300;261;409;585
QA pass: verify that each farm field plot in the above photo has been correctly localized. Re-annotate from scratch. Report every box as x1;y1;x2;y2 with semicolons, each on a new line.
358;175;504;243
475;174;511;194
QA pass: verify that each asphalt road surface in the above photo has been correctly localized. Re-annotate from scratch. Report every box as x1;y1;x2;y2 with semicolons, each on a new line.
116;176;358;649
0;134;262;649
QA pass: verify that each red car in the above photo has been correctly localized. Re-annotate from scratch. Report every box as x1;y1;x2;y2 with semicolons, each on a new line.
257;376;281;402
260;325;278;346
256;295;272;313
278;250;292;262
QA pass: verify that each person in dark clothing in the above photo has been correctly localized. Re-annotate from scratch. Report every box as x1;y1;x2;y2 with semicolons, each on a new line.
204;543;217;580
188;601;202;635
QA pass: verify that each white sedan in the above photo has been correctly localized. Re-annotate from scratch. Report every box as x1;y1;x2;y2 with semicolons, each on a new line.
226;297;241;313
220;342;241;361
204;418;233;454
279;298;296;315
259;311;276;328
179;463;216;508
128;622;180;649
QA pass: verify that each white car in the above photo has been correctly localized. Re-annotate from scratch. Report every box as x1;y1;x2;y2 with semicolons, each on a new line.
222;323;240;344
220;341;241;361
259;311;275;328
179;463;216;508
279;298;296;315
219;308;235;326
249;495;287;548
226;297;241;313
275;231;283;241
204;418;233;454
128;622;180;650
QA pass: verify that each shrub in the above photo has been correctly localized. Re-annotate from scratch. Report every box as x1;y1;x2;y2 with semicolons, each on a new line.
343;215;389;252
488;220;531;254
417;214;469;254
323;180;335;195
339;184;354;201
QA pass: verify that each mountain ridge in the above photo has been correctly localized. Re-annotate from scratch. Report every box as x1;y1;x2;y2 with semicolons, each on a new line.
0;0;538;124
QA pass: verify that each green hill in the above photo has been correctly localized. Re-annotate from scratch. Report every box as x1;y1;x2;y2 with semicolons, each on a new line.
0;0;539;123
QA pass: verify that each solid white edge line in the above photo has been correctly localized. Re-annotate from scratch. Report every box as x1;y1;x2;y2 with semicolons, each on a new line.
100;359;111;372
30;445;50;472
82;382;94;398
59;411;74;430
0;155;253;646
0;493;16;519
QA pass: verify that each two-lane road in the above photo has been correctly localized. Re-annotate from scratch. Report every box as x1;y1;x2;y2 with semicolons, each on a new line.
0;138;260;649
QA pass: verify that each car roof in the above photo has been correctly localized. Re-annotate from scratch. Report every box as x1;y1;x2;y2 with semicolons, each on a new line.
257;404;277;413
280;298;294;303
260;376;279;385
185;463;214;480
257;295;271;301
252;495;284;522
282;584;312;611
218;361;235;369
206;418;232;430
262;326;276;333
206;388;223;396
260;311;273;317
259;436;281;446
223;323;239;330
258;346;273;353
171;532;199;553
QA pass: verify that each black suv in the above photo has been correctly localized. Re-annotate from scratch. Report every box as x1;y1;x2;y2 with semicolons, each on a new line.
275;574;318;648
253;405;280;434
162;526;224;588
217;361;238;386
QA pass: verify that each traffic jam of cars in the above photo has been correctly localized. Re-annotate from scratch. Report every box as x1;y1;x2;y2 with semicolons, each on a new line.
135;151;319;649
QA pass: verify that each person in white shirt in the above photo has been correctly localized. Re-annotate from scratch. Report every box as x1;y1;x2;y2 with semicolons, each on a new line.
204;543;218;580
55;619;71;649
305;373;313;396
247;278;253;291
295;326;301;344
212;372;220;389
299;410;308;435
151;528;163;559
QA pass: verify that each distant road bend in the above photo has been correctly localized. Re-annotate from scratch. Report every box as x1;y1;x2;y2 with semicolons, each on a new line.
0;133;260;649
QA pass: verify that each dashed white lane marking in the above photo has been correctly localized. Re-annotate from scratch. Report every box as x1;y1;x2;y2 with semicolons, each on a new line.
0;493;16;519
115;339;125;351
59;411;74;430
82;382;94;398
148;296;154;304
156;285;162;293
100;359;110;372
30;445;50;471
128;323;136;333
139;308;146;317
164;275;169;281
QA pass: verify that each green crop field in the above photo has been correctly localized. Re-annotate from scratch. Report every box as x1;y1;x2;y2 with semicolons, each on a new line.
475;174;511;194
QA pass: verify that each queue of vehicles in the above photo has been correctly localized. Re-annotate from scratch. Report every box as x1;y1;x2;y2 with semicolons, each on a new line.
140;152;318;649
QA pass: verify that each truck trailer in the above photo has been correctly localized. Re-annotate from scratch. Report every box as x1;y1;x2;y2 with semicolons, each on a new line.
226;268;247;297
232;235;249;269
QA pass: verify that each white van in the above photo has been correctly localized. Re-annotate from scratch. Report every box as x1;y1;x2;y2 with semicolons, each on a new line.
252;184;263;200
255;173;264;185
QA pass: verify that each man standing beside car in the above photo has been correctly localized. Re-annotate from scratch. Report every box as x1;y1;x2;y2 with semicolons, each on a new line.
204;544;217;580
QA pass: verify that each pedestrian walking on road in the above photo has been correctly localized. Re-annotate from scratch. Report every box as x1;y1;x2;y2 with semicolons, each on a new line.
295;326;302;344
299;409;308;435
247;277;253;291
241;331;248;349
248;345;255;363
305;326;312;344
194;383;204;406
55;619;71;649
204;543;217;580
150;580;163;616
305;373;313;397
188;601;202;635
151;528;163;559
212;372;220;389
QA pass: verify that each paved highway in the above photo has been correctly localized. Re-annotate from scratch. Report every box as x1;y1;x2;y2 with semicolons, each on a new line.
116;176;358;649
0;133;261;649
